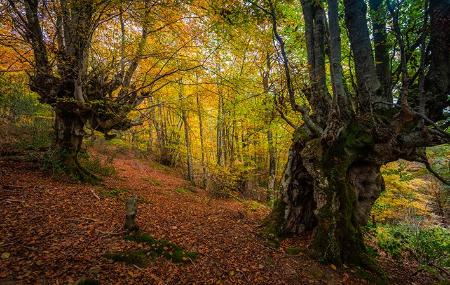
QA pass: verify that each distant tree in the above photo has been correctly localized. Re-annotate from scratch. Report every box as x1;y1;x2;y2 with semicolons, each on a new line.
255;0;449;267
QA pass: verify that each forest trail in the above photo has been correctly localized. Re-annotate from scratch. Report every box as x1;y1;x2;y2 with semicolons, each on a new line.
0;153;428;284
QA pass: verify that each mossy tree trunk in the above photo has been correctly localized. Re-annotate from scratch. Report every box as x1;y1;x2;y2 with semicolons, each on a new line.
11;1;157;181
52;107;99;182
278;123;385;266
265;0;449;268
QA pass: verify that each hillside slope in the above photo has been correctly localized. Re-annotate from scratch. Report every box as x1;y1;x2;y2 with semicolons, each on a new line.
0;153;437;284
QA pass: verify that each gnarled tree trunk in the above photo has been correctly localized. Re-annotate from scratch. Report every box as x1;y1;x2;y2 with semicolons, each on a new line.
264;0;449;271
51;107;98;182
277;122;385;266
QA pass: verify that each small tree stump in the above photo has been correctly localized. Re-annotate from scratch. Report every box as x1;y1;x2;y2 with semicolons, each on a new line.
124;195;139;234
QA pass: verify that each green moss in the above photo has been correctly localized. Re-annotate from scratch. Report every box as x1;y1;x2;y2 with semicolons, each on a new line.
292;125;312;143
99;187;128;199
286;247;302;255
355;266;388;285
261;199;286;247
124;232;198;263
79;155;116;177
175;187;191;194
142;177;163;186
75;278;99;285
245;200;265;212
309;122;379;267
104;250;149;267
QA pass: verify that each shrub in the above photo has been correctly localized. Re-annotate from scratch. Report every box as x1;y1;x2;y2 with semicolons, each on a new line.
41;150;66;176
374;223;450;278
79;152;116;177
207;166;240;198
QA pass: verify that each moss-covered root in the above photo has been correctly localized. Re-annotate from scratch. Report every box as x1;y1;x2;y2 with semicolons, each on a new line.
42;149;103;184
75;278;100;285
126;232;198;263
104;250;149;267
260;199;286;247
104;231;198;266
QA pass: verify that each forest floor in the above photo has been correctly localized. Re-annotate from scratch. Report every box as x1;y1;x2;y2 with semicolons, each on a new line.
0;150;438;284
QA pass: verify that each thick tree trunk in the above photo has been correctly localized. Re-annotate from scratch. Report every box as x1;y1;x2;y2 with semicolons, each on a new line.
54;110;84;164
369;0;392;104
425;0;450;121
344;0;381;110
52;108;97;182
275;123;384;266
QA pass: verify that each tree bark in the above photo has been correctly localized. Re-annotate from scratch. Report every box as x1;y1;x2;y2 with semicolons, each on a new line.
277;123;384;266
217;92;224;166
327;0;349;113
369;0;392;104
344;0;381;111
425;0;450;121
299;0;331;125
124;195;139;234
52;107;98;182
179;80;194;183
147;97;155;154
196;92;207;188
267;128;277;201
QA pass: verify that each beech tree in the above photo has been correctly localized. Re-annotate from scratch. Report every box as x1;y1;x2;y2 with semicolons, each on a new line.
255;0;450;267
3;0;189;180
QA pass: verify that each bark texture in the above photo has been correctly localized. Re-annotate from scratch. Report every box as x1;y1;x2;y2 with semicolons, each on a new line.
266;0;449;268
124;196;139;234
279;122;386;265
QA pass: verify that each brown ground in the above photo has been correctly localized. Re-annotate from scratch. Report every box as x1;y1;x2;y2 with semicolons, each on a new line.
0;152;436;284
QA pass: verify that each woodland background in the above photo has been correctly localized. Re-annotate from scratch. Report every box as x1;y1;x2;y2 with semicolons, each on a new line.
0;0;449;283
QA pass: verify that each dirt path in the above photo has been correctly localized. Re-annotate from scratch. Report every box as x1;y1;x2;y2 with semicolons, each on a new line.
0;155;429;284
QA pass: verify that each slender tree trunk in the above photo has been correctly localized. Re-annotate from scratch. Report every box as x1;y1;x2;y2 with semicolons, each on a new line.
300;0;331;125
196;92;207;188
235;123;242;163
147;97;156;153
224;120;229;166
217;93;224;166
267;127;277;200
179;80;194;183
155;102;174;166
327;0;349;112
230;116;236;167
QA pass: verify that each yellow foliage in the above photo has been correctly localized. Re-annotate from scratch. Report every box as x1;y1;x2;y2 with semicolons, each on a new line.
372;161;443;226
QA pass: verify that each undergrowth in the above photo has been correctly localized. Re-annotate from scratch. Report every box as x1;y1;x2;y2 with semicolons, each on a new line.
365;222;450;280
79;151;116;177
370;158;450;281
40;149;116;184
